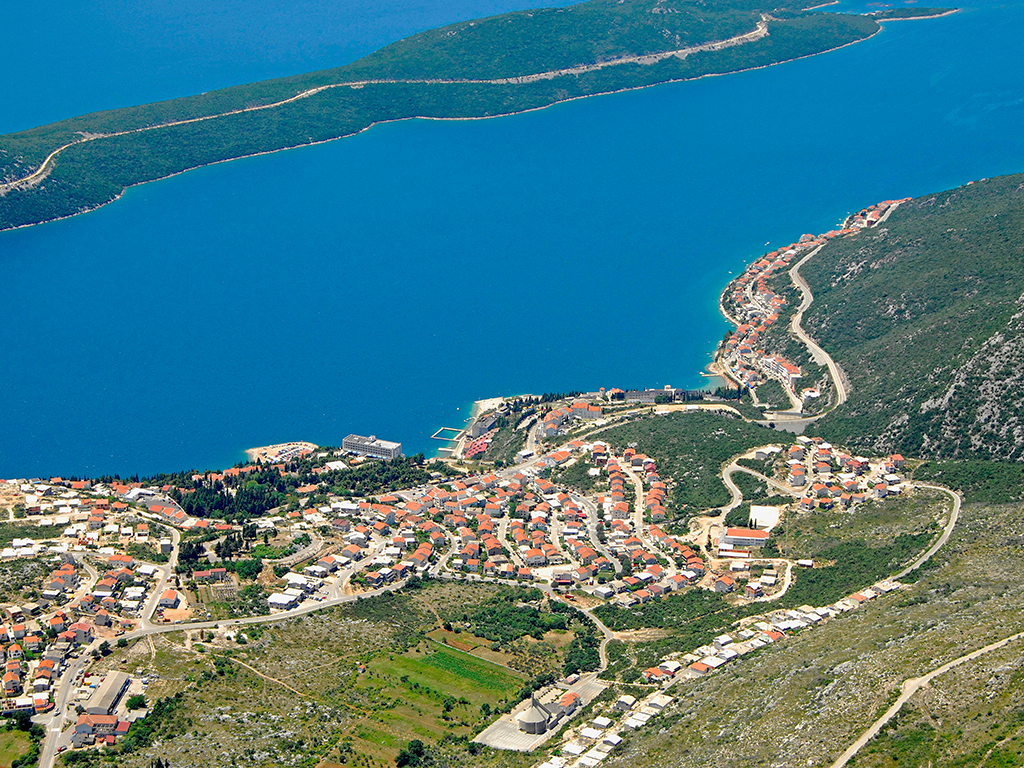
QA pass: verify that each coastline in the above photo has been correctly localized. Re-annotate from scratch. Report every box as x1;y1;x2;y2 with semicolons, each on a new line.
238;197;870;471
704;360;735;388
0;15;773;197
244;441;319;464
470;396;506;421
0;24;886;234
425;396;505;462
872;9;959;21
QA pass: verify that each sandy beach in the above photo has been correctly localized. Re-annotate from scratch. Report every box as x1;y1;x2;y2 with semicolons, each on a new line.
245;441;319;464
471;396;507;419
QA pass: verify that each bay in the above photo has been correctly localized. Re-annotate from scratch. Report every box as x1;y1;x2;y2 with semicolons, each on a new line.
1;0;1023;478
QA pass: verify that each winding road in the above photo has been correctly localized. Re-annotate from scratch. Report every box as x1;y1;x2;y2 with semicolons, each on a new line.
693;456;959;609
579;606;617;672
690;456;797;601
728;206;920;430
894;484;961;579
768;200;906;422
693;457;791;547
32;474;961;768
788;245;848;408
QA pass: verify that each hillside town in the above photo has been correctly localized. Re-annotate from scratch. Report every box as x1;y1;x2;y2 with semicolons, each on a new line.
719;199;909;406
0;396;928;765
0;199;947;766
515;573;903;768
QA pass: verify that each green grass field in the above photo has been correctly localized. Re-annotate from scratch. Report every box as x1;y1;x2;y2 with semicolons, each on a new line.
410;643;520;695
340;642;523;763
0;730;32;768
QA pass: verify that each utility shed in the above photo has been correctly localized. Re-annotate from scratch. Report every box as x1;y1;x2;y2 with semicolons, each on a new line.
614;695;637;711
87;671;130;716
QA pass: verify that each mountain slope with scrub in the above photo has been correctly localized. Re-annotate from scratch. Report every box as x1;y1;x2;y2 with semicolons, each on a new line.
800;173;1024;463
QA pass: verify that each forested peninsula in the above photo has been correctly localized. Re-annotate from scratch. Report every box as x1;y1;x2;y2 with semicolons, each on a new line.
0;0;949;230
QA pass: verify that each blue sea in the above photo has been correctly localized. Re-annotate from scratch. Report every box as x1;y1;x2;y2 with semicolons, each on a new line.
2;0;1023;478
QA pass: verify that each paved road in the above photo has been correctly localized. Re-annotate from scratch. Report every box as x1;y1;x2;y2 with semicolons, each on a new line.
36;465;955;767
578;606;616;672
739;274;805;411
524;418;540;457
40;573;415;767
434;572;617;673
38;636;104;767
278;530;323;567
749;559;794;603
621;467;650;541
39;523;182;768
432;530;462;575
831;630;1024;768
80;561;99;592
620;464;683;575
789;245;848;408
548;512;574;569
757;415;820;435
37;528;397;768
895;484;961;579
691;459;749;549
578;497;621;574
1;18;770;195
694;457;797;602
652;402;746;419
140;525;181;630
727;462;798;497
496;517;525;568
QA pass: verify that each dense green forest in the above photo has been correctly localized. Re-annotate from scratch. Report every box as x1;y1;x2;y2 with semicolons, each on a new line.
0;0;887;230
913;459;1024;504
346;0;777;80
800;172;1024;462
318;456;448;497
468;588;568;644
775;532;935;608
130;453;446;523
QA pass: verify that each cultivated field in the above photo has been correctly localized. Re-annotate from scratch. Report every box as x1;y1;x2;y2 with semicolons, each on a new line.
63;582;576;768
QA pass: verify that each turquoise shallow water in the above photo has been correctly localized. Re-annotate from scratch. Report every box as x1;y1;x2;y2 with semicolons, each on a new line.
2;0;1024;477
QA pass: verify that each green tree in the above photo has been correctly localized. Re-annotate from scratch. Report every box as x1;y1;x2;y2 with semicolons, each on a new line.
395;739;426;766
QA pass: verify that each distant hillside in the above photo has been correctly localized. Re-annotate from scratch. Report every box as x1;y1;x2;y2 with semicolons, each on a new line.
802;172;1024;461
0;0;887;230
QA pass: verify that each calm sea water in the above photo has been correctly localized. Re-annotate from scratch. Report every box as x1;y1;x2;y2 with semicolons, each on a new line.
0;0;574;135
2;0;1023;477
